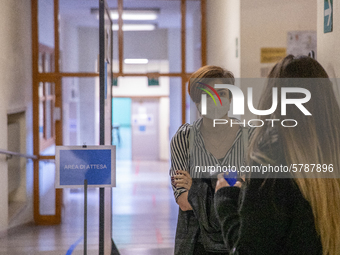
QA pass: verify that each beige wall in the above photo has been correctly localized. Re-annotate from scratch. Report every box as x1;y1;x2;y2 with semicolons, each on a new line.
0;0;32;232
240;0;317;78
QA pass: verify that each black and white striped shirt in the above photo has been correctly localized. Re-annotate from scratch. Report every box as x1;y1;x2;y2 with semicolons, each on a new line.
170;118;254;200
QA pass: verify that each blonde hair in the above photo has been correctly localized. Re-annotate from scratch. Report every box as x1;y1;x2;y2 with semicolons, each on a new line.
188;65;234;103
249;55;340;254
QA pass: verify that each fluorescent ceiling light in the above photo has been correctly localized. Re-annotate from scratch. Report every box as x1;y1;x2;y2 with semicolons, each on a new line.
124;59;149;64
110;10;158;20
112;24;156;31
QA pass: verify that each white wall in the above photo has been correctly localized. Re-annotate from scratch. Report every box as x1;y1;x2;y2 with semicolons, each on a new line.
0;0;33;232
206;0;241;77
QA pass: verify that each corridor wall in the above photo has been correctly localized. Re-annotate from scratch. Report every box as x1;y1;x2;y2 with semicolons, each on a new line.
0;0;33;233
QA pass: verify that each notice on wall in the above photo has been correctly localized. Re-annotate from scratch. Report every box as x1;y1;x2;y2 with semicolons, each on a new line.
132;105;155;134
260;48;286;63
55;146;116;188
287;31;317;58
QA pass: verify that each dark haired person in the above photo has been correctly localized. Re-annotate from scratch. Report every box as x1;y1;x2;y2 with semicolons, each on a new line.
214;55;340;254
170;65;252;254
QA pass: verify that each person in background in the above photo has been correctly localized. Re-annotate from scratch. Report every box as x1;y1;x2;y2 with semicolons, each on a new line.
170;65;252;254
214;55;340;255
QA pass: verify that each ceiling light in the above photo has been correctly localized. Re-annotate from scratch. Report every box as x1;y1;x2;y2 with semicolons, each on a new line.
110;10;158;21
112;24;156;31
91;8;159;21
124;59;149;64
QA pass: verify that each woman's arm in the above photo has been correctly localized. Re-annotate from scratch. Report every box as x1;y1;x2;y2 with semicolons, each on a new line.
176;191;193;211
174;170;193;211
215;178;292;254
214;186;242;251
169;124;191;204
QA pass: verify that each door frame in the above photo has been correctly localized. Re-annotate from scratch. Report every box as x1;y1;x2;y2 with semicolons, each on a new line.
31;0;206;224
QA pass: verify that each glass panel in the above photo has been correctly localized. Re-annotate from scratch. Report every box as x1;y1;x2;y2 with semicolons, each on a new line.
45;83;51;96
104;6;113;146
39;82;56;155
38;0;55;50
39;83;44;142
186;0;201;73
39;161;56;215
169;77;182;139
38;46;55;73
121;0;181;74
62;77;99;146
39;82;44;97
59;0;100;73
45;100;52;139
110;0;118;65
112;32;119;73
109;0;119;73
38;52;44;73
44;53;51;73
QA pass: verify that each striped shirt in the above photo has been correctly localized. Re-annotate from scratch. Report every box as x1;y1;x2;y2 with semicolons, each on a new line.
170;118;254;200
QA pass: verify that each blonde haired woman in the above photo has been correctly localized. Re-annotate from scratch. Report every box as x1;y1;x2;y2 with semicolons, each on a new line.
215;55;340;254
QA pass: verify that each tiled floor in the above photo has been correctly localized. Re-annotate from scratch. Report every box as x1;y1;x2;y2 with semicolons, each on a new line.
0;160;178;255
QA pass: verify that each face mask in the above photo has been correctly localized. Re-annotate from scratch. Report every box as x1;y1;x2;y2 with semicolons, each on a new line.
199;96;230;119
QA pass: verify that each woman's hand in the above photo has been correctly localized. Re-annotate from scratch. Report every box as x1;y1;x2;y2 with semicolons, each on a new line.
215;173;242;192
174;170;192;190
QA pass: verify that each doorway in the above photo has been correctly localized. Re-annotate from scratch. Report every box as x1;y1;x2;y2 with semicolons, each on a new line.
131;98;159;161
